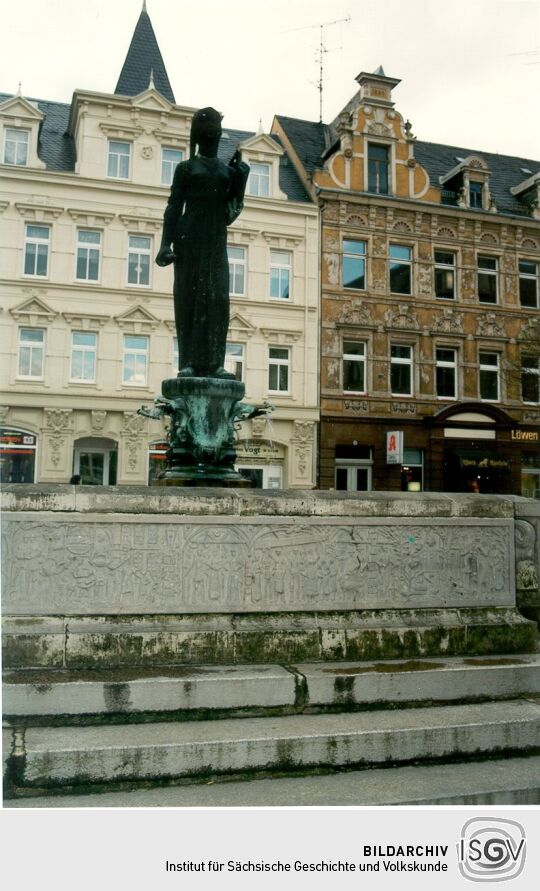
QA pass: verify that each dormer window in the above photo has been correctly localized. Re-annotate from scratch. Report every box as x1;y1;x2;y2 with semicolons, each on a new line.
107;140;130;179
469;180;483;209
247;162;270;197
4;128;29;166
368;143;390;194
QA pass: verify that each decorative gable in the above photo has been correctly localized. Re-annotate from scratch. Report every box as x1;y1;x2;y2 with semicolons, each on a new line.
131;89;172;113
0;94;46;169
239;133;286;200
114;304;160;332
228;312;257;339
10;296;57;324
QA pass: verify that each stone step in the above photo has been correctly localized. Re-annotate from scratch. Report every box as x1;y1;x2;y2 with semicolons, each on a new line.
6;699;540;791
4;655;540;720
6;755;540;807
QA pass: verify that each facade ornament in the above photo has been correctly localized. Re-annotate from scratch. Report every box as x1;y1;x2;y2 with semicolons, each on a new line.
0;406;10;426
121;411;147;473
250;416;268;439
44;409;72;433
432;308;464;334
91;410;108;432
325;254;339;284
367;122;391;136
292;421;314;479
476;312;505;338
338;300;373;327
384;304;419;329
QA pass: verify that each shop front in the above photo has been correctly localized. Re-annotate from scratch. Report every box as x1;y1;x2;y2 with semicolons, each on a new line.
427;404;537;497
0;428;38;483
235;439;285;489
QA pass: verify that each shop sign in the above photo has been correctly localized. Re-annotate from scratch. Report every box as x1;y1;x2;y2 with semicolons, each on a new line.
460;456;510;469
511;429;539;442
386;430;403;464
237;440;283;460
0;429;37;452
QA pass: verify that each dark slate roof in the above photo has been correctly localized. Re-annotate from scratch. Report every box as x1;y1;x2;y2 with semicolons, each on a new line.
115;8;175;104
274;115;331;173
219;127;311;203
274;114;540;218
0;93;75;171
414;140;540;217
0;93;309;201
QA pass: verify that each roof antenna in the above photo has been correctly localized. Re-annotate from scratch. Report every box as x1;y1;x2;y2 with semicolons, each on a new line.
284;15;351;122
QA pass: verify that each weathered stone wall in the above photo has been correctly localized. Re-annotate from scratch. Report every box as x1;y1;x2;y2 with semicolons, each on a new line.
1;487;537;667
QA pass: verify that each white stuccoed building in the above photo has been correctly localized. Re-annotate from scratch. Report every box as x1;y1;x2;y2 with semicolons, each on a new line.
0;4;319;488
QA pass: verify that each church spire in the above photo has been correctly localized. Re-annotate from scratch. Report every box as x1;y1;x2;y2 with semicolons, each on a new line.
115;3;175;103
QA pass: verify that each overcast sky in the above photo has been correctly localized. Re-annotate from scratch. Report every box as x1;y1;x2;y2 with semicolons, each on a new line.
2;0;539;158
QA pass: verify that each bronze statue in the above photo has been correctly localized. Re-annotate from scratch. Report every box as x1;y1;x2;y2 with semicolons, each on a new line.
156;107;250;378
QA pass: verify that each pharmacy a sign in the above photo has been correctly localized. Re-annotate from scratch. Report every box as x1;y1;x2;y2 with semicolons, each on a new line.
386;431;403;464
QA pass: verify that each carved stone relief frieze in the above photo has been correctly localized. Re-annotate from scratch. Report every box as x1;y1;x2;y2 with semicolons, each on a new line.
292;421;314;478
392;402;416;414
2;517;513;614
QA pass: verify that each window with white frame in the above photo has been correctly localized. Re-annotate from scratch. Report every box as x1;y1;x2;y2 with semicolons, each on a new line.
122;334;149;386
161;147;184;186
390;344;413;396
389;244;412;294
4;128;29;165
342;240;366;290
24;224;50;277
76;230;101;281
270;250;291;299
335;446;373;491
172;336;179;374
469;180;483;208
479;351;500;401
367;143;390;194
128;235;152;286
70;331;97;383
247;162;270;197
268;346;290;393
107;140;130;179
227;245;246;295
434;250;456;299
519;260;539;308
343;341;366;393
521;355;540;404
477;255;498;303
17;327;45;379
225;343;245;382
436;347;458;399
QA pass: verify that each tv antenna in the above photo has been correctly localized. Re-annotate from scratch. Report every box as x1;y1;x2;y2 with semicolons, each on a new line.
284;15;351;122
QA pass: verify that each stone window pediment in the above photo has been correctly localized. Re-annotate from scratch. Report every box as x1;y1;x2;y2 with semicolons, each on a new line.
62;311;110;330
15;201;63;222
119;212;162;233
67;208;115;227
228;312;257;339
10;296;57;323
114;304;160;332
260;326;302;344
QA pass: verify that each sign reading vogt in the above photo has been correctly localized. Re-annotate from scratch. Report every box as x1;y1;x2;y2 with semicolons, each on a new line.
386;431;403;464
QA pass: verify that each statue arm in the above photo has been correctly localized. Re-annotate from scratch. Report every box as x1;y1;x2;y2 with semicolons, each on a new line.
156;162;187;265
226;152;250;225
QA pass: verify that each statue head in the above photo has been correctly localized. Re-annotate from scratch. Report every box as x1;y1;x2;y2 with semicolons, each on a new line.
190;107;223;158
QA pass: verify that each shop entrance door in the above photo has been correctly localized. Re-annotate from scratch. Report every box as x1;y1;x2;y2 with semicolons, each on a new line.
73;437;118;485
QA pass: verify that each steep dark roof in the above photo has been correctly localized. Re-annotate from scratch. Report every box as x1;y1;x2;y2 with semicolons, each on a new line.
0;93;75;171
414;140;539;217
275;113;539;218
274;115;331;173
115;7;175;104
219;127;311;203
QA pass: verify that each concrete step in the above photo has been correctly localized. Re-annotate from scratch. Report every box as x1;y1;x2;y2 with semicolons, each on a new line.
6;699;540;791
6;755;540;807
4;655;540;720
